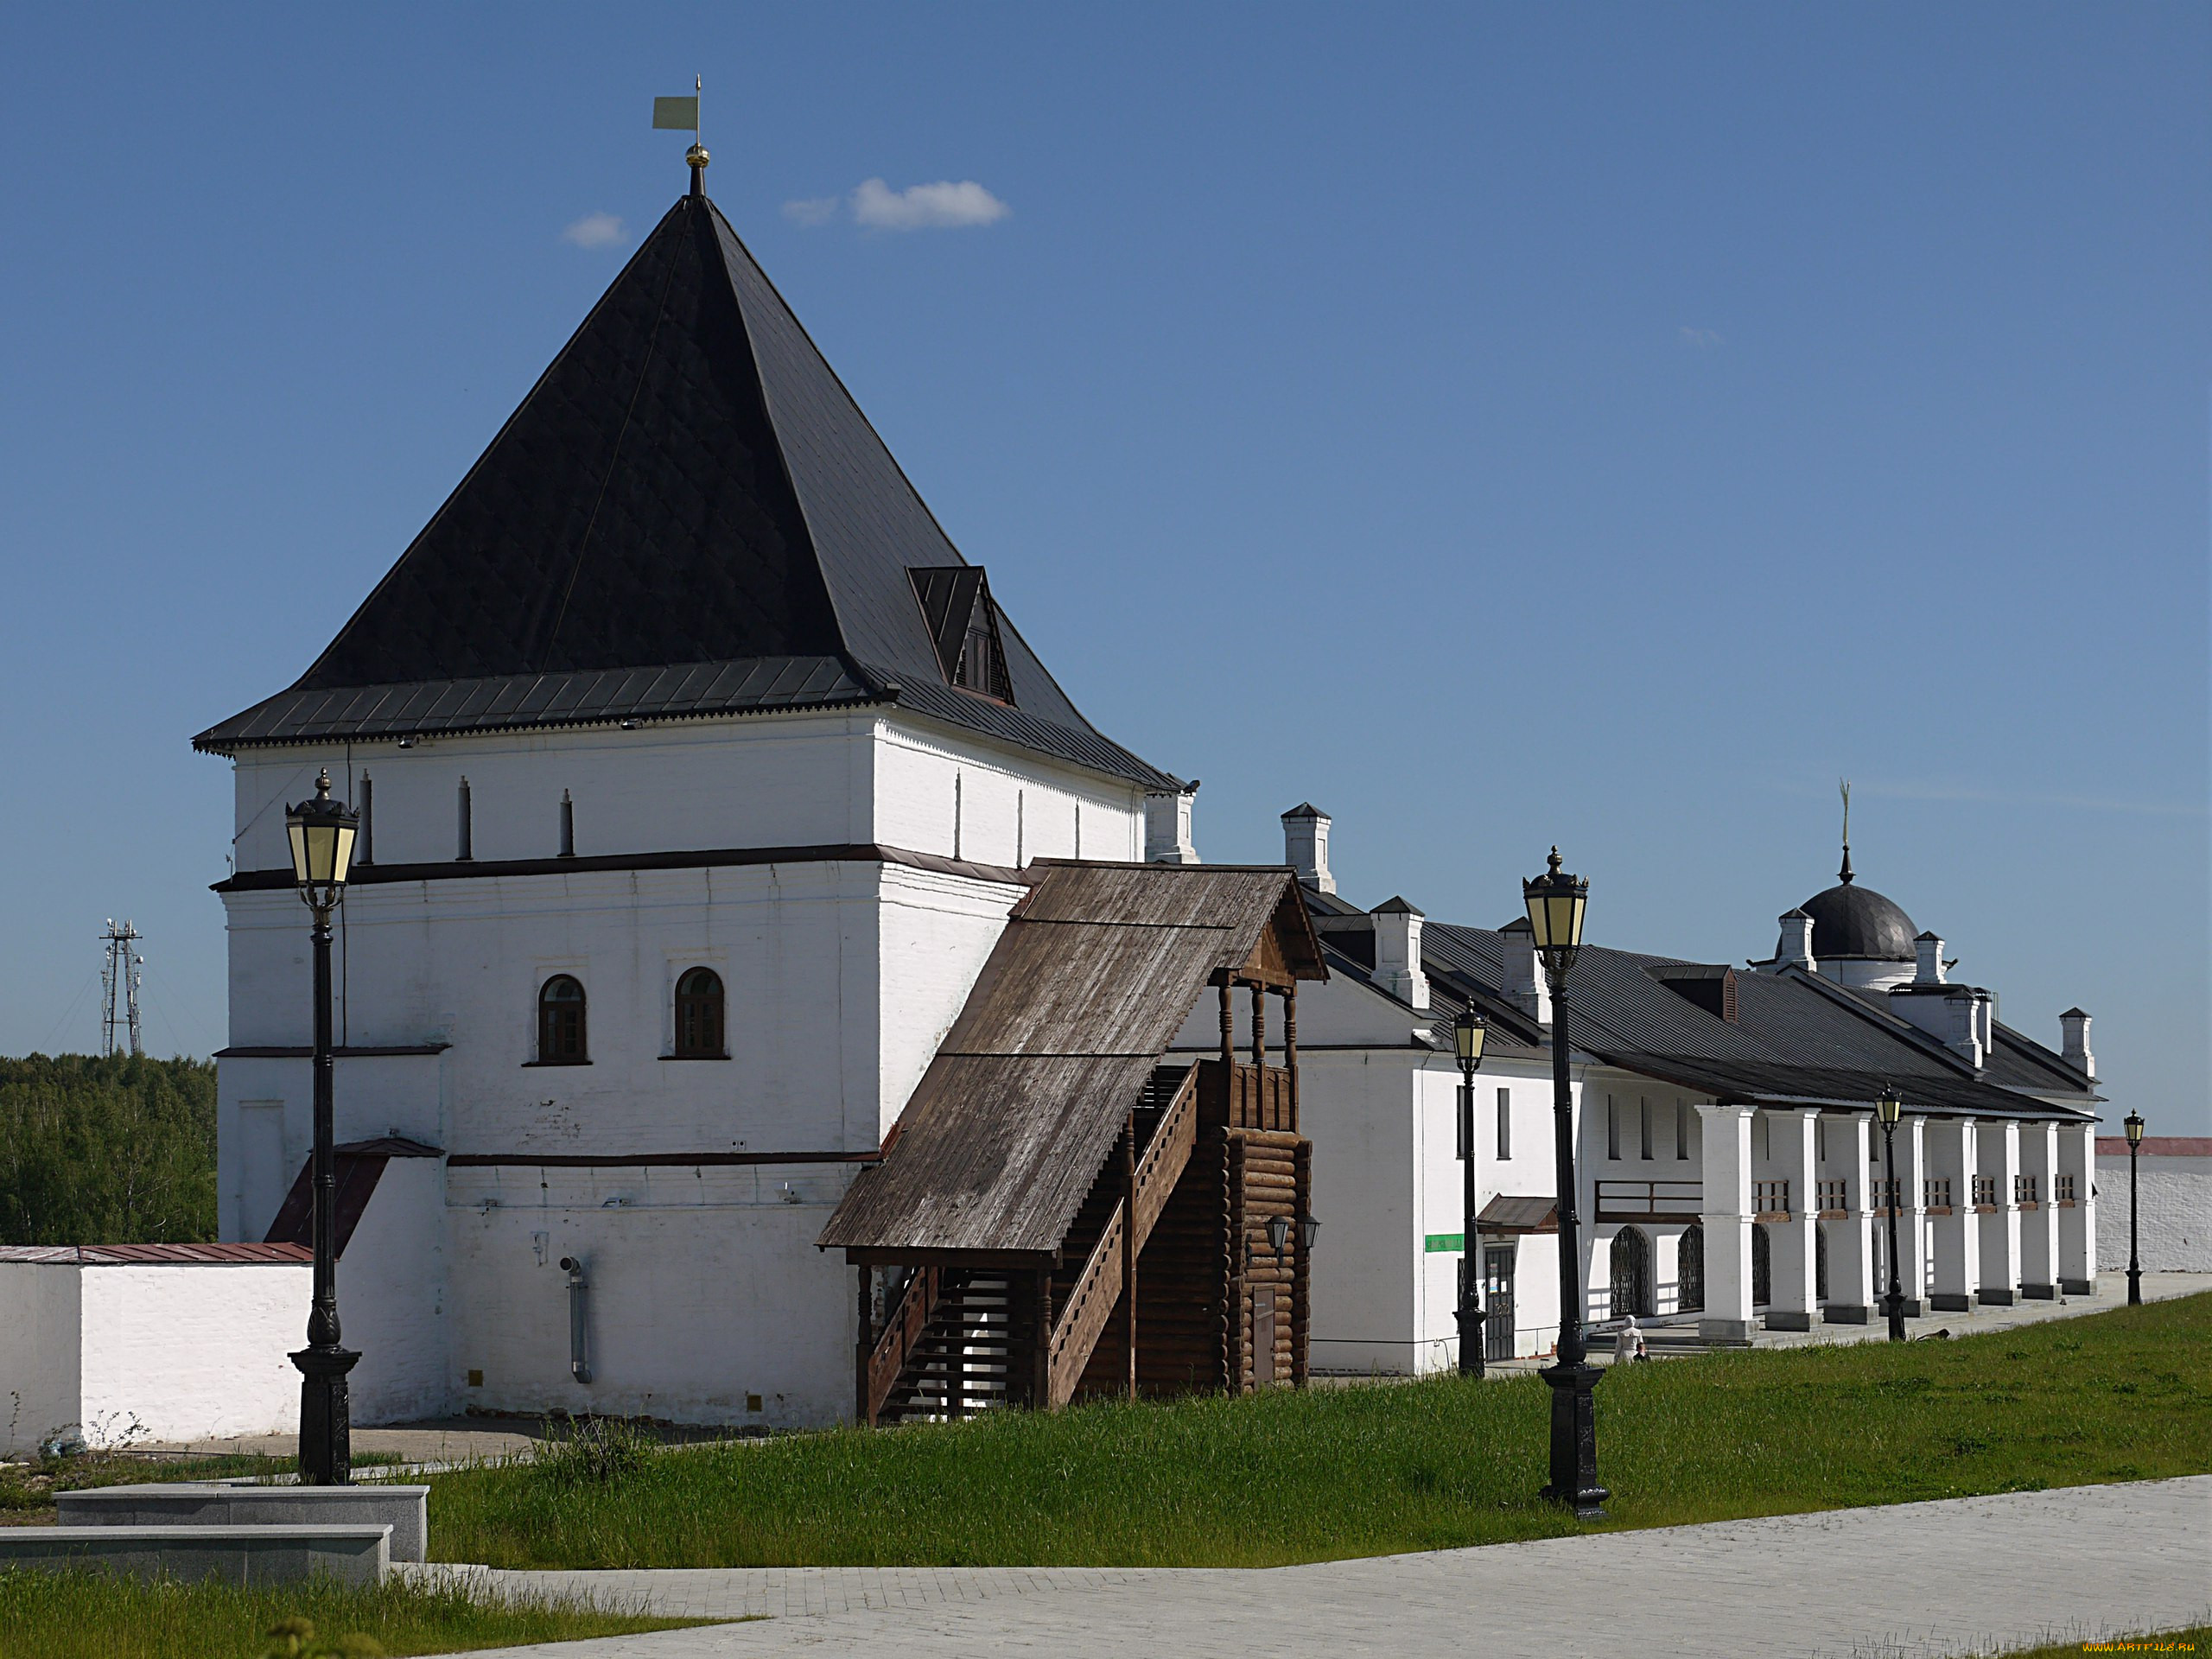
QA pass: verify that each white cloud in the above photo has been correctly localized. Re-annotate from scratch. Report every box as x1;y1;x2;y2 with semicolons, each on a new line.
1678;326;1724;349
850;178;1010;231
563;212;626;250
783;196;842;228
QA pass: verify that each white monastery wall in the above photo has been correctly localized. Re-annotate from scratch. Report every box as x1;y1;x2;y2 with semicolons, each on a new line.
228;713;878;874
874;864;1028;1144
77;1264;305;1446
0;1264;82;1453
1296;1051;1421;1376
871;716;1143;868
2095;1153;2212;1271
443;1165;852;1426
342;1157;448;1423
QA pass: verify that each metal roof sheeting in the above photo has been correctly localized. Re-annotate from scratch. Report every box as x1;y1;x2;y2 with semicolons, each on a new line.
0;1243;312;1266
193;194;1179;793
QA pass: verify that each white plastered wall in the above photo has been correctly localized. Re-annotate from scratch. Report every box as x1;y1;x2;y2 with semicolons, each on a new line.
0;1264;83;1453
70;1264;304;1448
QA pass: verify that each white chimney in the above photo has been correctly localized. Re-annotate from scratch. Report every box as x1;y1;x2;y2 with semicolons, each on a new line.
1914;931;1946;986
1144;788;1199;865
1371;898;1429;1011
2059;1007;2094;1079
1281;803;1335;893
1775;908;1816;973
1499;918;1551;1025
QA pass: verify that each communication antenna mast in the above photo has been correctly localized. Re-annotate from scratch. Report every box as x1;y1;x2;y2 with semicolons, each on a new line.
99;918;144;1057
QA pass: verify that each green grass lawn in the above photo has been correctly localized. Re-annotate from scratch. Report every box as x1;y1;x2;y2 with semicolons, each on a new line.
0;1569;708;1658
426;1292;2212;1570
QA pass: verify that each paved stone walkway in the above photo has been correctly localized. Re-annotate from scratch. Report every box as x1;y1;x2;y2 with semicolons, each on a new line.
409;1475;2211;1658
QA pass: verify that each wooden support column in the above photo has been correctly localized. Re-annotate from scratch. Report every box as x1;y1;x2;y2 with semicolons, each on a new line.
1123;1109;1138;1401
855;1266;875;1427
1227;1134;1249;1392
1284;984;1300;1134
1250;982;1266;1068
1033;1267;1053;1409
1293;1139;1313;1387
1217;975;1234;1074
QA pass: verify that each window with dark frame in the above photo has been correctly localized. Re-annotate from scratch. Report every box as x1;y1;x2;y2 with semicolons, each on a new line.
1496;1087;1510;1160
1676;1100;1690;1160
1607;1096;1621;1160
1639;1097;1653;1160
674;967;726;1058
537;976;587;1063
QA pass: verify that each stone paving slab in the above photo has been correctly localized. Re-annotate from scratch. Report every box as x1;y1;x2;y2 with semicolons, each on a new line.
411;1476;2211;1658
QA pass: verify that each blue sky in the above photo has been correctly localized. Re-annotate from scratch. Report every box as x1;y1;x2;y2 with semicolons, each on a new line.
1;6;2204;1128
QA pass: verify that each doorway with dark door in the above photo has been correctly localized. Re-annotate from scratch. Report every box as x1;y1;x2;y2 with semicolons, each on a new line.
1482;1243;1516;1361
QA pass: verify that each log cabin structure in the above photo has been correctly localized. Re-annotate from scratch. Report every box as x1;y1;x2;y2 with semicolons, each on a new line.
819;861;1326;1424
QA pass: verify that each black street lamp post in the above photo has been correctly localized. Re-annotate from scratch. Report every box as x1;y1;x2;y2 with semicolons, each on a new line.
1453;1007;1489;1377
2124;1110;2145;1306
1525;848;1605;1520
1877;1090;1906;1342
285;768;361;1486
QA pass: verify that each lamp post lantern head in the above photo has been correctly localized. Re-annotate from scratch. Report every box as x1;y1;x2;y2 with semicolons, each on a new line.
1877;1089;1903;1129
2124;1110;2145;1147
1300;1213;1320;1254
286;769;359;912
1454;1006;1488;1072
1522;847;1589;979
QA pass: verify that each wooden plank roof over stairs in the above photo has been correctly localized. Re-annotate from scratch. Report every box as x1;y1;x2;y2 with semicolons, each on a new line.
818;861;1324;1261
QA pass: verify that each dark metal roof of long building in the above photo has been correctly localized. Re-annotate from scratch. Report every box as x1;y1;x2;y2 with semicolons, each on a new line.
819;862;1325;1256
194;192;1178;792
1402;909;2090;1121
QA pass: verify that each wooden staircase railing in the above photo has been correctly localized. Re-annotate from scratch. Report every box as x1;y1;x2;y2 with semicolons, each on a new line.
864;1265;938;1427
1045;1063;1200;1405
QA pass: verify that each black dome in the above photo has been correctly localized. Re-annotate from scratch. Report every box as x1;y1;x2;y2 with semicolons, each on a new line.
1800;881;1917;962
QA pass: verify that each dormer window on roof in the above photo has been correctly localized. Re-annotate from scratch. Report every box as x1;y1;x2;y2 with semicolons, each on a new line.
909;567;1013;703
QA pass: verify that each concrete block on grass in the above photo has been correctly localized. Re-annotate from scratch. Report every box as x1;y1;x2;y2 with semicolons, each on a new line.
0;1524;390;1586
57;1483;429;1562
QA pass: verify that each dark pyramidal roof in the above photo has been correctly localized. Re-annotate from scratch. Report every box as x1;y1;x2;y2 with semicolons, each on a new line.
194;191;1178;791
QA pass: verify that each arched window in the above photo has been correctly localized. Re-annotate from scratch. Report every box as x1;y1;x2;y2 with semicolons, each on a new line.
1751;1223;1772;1307
538;976;587;1063
1678;1222;1705;1313
674;967;725;1058
1609;1227;1652;1319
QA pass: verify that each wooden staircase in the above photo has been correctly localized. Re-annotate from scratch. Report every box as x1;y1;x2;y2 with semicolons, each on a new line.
863;1063;1200;1424
866;1268;1037;1425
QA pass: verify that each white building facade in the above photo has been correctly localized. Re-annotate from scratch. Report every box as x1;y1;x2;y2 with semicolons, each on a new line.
176;175;2110;1439
198;179;1192;1429
1235;807;2106;1375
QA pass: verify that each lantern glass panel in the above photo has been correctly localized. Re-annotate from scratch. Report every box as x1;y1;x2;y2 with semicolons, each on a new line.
1455;1012;1486;1065
1878;1093;1902;1128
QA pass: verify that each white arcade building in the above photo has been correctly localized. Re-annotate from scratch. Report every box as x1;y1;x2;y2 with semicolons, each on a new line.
151;170;2107;1440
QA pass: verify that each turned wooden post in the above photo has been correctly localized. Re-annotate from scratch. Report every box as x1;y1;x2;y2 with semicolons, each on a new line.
1284;983;1300;1134
1124;1108;1138;1401
855;1265;875;1427
1250;982;1266;1068
1217;975;1234;1077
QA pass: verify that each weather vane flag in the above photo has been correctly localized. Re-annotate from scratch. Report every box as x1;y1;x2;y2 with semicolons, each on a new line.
655;76;709;194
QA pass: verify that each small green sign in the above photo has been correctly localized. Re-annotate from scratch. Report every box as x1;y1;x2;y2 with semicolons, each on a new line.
1424;1232;1464;1254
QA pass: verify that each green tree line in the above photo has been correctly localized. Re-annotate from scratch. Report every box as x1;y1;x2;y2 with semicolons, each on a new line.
0;1054;216;1244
